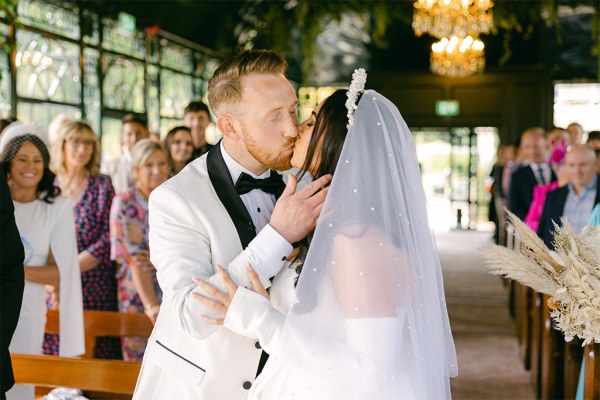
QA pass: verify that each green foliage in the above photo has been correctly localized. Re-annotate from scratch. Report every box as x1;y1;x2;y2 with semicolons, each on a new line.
237;0;600;81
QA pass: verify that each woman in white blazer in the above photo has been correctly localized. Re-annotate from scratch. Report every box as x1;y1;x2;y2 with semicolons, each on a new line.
1;134;84;400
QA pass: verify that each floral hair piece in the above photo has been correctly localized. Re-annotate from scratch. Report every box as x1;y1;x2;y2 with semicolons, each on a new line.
346;68;367;128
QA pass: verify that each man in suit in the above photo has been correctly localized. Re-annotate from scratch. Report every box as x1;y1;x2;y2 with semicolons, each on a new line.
183;101;213;159
538;145;599;248
101;114;150;194
0;165;25;399
133;50;330;399
509;127;555;220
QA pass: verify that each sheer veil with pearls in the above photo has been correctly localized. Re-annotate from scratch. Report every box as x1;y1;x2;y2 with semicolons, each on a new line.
277;89;457;399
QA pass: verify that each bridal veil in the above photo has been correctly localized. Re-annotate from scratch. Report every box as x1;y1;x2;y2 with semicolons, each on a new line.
279;89;458;399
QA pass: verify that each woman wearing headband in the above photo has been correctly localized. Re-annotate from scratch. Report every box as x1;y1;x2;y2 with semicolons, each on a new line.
0;133;84;400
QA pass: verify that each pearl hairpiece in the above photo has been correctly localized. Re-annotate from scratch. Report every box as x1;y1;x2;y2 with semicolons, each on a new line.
346;68;367;128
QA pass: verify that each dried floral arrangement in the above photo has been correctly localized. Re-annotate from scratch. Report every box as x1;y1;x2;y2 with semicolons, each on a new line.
484;211;600;345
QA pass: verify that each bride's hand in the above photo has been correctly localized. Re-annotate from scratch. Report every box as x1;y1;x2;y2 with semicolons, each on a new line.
193;264;268;325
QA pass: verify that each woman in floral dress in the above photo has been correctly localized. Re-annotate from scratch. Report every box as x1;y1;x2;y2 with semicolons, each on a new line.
44;121;121;359
110;139;168;360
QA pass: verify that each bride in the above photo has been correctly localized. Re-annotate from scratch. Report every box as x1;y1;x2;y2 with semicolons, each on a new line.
194;70;457;399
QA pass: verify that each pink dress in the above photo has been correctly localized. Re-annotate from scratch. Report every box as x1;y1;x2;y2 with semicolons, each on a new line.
524;181;560;232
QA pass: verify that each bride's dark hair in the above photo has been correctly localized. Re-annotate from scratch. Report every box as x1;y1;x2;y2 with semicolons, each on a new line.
294;89;362;280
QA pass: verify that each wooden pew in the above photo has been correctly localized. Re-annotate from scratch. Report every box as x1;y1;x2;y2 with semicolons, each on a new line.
563;338;583;399
530;291;543;396
584;343;600;400
45;309;154;358
12;354;141;395
540;294;565;399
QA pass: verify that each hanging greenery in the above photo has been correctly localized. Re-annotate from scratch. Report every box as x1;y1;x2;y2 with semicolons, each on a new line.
236;0;600;81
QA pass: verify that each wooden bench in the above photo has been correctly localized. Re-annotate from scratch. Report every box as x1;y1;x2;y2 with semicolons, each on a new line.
45;309;154;358
584;343;600;399
12;354;141;396
12;310;155;397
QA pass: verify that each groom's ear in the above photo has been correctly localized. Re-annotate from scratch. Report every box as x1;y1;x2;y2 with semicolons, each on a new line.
216;114;241;141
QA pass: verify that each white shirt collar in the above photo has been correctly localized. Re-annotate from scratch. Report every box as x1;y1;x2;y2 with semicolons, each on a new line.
220;141;270;184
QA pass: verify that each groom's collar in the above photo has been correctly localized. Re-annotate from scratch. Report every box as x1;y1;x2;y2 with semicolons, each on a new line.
220;141;271;184
207;141;256;249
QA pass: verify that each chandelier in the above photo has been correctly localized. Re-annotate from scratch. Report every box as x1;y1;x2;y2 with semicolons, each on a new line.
430;36;485;77
413;0;494;39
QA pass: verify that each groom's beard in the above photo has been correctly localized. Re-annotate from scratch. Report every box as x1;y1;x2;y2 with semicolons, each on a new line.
241;126;294;171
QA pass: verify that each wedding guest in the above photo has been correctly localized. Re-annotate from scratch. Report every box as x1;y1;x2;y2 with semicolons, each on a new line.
101;114;150;194
183;101;213;159
537;144;600;248
509;127;555;220
489;144;515;244
524;141;568;232
110;139;168;361
0;164;24;400
163;126;194;176
1;134;84;400
568;122;584;146
45;120;121;359
586;131;600;151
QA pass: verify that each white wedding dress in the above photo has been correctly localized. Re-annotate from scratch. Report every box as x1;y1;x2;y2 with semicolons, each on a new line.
225;89;456;399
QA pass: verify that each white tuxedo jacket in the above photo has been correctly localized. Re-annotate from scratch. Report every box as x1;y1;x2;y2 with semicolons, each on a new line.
133;145;291;400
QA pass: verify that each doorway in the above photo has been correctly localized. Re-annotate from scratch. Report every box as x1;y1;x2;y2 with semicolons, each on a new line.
412;126;499;231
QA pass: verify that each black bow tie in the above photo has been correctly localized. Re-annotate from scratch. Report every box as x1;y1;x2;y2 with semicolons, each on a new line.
234;172;285;197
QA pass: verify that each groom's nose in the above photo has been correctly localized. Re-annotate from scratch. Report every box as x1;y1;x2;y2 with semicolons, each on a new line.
283;116;299;139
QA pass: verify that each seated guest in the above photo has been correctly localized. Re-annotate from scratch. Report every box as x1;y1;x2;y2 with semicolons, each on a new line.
509;127;555;220
1;134;84;400
525;138;568;232
101;114;150;194
110;139;168;361
568;122;585;146
586;130;600;151
45;121;121;359
183;101;213;159
537;145;600;248
163;126;194;176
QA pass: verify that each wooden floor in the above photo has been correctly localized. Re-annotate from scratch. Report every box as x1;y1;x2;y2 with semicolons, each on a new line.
437;229;536;400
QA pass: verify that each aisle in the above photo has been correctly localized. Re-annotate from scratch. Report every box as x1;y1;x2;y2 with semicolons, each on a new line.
436;229;535;400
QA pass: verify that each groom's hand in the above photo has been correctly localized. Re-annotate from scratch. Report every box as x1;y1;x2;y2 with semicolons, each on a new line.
194;264;268;325
270;174;332;244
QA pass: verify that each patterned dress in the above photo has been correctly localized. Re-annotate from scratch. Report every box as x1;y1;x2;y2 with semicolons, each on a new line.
43;174;122;359
110;187;162;361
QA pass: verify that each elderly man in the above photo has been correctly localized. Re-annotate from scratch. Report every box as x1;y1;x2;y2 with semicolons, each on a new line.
509;127;556;220
537;144;600;248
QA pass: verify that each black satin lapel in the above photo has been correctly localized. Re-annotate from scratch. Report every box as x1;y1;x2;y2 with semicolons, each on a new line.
207;143;256;249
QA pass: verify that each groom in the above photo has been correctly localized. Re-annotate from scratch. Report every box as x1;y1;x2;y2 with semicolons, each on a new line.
133;50;331;399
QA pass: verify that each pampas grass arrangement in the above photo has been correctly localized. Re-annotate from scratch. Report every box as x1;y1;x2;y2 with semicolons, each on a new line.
484;210;600;345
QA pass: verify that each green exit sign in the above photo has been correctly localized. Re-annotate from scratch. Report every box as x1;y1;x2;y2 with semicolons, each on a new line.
436;100;460;117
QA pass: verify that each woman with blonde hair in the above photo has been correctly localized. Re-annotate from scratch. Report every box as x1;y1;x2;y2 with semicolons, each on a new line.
110;139;168;360
44;120;121;359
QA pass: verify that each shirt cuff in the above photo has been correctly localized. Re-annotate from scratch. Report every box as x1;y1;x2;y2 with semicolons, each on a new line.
245;224;293;280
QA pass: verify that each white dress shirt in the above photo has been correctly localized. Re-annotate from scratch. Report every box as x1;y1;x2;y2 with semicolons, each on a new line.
221;142;292;280
529;162;551;185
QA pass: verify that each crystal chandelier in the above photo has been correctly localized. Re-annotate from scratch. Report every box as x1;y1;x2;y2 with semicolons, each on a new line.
430;36;485;77
413;0;494;39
